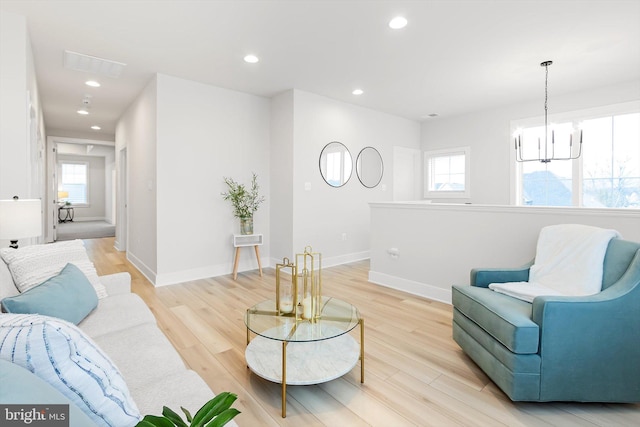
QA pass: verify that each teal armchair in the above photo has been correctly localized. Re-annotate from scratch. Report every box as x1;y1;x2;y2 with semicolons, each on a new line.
452;238;640;402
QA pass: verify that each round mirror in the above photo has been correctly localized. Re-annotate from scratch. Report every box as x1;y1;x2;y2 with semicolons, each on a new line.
319;141;353;187
356;147;383;188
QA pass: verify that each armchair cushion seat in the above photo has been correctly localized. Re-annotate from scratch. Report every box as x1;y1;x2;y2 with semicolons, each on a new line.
452;285;539;354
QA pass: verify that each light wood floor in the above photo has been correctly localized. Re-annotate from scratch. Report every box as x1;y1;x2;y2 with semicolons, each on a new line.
84;237;640;427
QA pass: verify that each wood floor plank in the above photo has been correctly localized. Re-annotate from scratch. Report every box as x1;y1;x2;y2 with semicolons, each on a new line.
85;237;640;427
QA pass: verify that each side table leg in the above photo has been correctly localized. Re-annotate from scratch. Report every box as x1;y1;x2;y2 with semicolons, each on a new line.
282;341;288;418
254;245;263;277
360;318;365;383
246;309;250;346
233;247;241;280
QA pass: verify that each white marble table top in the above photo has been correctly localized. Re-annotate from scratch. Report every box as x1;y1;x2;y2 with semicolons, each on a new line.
245;324;360;385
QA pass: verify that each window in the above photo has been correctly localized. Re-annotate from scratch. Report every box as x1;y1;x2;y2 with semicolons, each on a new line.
582;114;640;208
59;162;88;205
514;102;640;208
424;147;470;198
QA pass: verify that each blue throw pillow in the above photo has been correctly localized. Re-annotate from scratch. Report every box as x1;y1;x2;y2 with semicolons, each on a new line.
0;314;141;427
0;359;98;427
1;263;98;324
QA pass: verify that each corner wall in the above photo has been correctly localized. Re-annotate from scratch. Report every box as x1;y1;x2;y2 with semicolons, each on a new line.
154;74;271;285
269;90;421;264
115;77;158;280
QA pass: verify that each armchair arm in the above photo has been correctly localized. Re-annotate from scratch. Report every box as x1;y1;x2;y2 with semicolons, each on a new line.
532;249;640;326
471;267;530;288
530;251;640;401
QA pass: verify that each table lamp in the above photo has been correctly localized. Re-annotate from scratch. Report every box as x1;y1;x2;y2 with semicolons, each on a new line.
57;190;69;204
0;196;42;249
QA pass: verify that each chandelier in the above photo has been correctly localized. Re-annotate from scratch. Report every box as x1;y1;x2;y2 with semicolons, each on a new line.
515;60;582;163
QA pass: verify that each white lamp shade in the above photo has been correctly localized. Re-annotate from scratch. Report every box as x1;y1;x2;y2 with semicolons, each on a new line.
0;199;42;240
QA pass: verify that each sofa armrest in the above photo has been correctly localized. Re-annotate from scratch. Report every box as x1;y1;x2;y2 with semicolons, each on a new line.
470;267;530;288
99;272;132;295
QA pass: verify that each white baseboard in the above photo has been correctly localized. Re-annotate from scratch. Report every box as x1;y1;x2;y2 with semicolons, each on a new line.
368;270;452;304
153;251;371;288
154;256;271;287
126;251;157;285
70;217;107;222
269;250;369;271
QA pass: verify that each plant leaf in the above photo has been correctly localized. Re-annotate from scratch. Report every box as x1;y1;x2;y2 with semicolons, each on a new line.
135;420;157;427
180;407;193;423
161;406;188;427
136;415;175;427
195;394;238;426
191;393;232;427
180;406;193;423
203;408;241;427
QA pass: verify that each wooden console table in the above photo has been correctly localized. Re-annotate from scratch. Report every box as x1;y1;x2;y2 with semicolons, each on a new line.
233;234;263;280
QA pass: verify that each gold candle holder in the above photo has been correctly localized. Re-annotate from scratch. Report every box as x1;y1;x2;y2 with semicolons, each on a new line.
294;246;322;322
275;257;297;316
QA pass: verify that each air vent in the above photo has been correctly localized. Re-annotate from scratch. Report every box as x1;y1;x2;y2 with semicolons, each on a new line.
64;50;126;78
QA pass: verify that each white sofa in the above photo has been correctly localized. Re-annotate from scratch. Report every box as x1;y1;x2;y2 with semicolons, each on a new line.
0;243;238;427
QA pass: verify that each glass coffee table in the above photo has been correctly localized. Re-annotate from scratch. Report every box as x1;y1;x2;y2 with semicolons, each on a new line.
245;296;364;418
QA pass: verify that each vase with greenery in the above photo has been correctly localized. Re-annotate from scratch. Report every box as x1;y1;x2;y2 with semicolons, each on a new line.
221;173;265;235
136;392;240;427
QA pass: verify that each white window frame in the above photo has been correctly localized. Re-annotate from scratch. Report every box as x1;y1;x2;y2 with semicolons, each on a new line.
424;146;471;199
58;160;90;207
511;100;640;207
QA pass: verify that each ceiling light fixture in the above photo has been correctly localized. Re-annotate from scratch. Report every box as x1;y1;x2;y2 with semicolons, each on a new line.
76;94;92;115
85;80;101;87
91;125;101;130
515;60;582;163
244;54;259;63
352;89;364;95
389;16;408;29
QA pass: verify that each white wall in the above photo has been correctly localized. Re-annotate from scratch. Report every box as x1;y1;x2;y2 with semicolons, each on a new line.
116;77;158;279
105;151;115;224
0;11;29;200
154;74;271;286
57;154;106;221
270;91;295;261
421;80;640;204
370;202;640;304
0;11;45;247
271;90;421;265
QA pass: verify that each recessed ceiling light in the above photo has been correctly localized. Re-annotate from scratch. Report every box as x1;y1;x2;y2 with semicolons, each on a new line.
421;113;439;119
91;125;101;130
352;89;364;95
85;80;101;87
389;16;408;29
244;54;259;63
77;109;89;115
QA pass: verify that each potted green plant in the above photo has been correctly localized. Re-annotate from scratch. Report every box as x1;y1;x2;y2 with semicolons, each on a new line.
221;173;265;235
137;392;240;427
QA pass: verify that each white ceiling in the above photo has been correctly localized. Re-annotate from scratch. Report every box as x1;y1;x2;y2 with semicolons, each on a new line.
2;0;639;137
